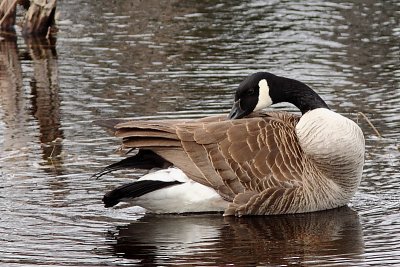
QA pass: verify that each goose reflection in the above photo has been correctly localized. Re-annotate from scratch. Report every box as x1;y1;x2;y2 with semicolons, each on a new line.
107;206;364;266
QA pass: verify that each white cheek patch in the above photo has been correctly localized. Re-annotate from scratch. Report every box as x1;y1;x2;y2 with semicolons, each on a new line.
254;79;273;111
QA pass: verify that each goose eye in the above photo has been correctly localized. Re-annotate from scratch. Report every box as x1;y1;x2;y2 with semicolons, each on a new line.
247;88;255;95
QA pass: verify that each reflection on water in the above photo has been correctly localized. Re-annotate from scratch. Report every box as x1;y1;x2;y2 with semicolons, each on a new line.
26;37;63;164
0;36;26;152
0;0;399;266
0;36;63;168
110;207;364;266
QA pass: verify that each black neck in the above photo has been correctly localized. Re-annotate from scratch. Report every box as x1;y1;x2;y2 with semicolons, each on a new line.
270;76;329;114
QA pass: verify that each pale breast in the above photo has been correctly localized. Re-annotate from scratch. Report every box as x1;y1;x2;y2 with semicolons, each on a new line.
295;108;365;189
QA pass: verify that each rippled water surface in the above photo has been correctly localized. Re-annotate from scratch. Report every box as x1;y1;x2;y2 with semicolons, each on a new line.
1;0;399;266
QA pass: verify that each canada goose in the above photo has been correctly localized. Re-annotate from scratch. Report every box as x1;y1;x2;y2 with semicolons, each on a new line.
95;72;365;216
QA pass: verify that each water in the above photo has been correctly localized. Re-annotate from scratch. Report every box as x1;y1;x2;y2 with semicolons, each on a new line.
0;0;399;266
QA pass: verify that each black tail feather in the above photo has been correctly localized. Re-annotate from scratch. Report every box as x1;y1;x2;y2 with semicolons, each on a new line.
93;150;173;179
103;180;182;208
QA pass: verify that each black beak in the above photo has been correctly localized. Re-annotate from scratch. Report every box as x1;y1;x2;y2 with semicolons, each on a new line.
228;100;247;120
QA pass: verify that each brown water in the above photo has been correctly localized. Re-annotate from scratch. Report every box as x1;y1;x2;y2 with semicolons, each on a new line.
1;0;399;266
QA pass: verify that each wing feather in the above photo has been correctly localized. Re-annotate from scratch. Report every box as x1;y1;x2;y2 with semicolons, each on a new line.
106;112;305;215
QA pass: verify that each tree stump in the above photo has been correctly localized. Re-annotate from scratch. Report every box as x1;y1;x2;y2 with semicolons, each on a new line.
0;0;18;32
0;0;57;36
22;0;57;36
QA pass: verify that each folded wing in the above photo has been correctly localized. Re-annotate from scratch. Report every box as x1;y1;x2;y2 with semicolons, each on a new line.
100;112;306;215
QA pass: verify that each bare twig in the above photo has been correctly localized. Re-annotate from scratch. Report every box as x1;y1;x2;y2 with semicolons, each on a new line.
357;112;382;138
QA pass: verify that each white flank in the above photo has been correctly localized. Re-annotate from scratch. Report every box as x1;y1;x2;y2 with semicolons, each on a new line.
127;168;229;214
254;79;273;111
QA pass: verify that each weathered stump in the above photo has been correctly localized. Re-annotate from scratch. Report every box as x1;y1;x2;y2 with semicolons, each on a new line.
0;0;18;32
0;0;57;36
23;0;57;36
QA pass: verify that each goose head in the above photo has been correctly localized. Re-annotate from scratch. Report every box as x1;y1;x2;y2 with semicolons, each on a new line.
228;72;329;119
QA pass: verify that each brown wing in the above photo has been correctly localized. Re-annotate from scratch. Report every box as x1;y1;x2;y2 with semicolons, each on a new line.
113;112;305;215
114;115;237;199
